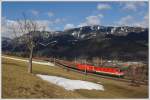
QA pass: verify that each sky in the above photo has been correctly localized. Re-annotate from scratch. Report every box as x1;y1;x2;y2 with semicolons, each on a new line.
2;1;149;37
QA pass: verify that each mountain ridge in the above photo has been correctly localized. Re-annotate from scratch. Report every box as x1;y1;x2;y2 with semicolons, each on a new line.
2;25;148;61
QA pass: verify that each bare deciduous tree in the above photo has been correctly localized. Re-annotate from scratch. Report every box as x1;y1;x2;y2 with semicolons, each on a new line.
12;13;46;73
127;64;147;86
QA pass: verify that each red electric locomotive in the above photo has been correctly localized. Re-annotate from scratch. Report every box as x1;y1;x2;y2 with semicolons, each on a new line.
76;63;124;76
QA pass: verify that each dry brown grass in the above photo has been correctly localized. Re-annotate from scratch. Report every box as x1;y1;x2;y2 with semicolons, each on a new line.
2;56;149;98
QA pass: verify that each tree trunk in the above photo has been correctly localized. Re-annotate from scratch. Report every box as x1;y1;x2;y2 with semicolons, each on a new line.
28;46;33;73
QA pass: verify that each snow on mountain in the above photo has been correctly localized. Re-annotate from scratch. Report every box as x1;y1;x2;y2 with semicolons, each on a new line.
63;25;147;40
111;27;116;34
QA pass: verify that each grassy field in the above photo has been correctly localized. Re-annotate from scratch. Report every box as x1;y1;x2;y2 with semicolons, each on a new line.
2;56;148;98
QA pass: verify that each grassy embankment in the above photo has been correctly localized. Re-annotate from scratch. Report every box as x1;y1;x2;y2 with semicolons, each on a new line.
2;56;148;98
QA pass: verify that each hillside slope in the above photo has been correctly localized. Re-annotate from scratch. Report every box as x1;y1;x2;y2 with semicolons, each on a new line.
2;25;148;61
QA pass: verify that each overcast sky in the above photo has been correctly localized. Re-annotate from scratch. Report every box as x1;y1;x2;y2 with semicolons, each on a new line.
2;1;149;38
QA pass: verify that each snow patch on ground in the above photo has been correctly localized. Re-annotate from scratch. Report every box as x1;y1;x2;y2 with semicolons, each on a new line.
2;56;54;66
37;74;104;91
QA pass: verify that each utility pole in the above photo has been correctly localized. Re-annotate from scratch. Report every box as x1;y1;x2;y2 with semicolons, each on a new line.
75;57;77;64
54;57;55;66
100;56;103;65
85;59;87;75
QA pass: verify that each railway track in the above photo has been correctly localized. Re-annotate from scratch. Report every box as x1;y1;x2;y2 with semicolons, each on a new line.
53;59;148;85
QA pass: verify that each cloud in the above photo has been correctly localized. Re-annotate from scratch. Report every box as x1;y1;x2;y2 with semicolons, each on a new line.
122;2;146;12
86;16;101;25
78;15;103;27
78;22;88;27
64;24;75;30
1;17;7;34
97;3;111;10
36;20;52;31
47;12;54;17
116;14;149;28
122;3;137;11
30;10;39;16
98;14;104;18
117;15;134;26
1;18;54;38
134;14;149;28
54;18;65;24
2;18;22;38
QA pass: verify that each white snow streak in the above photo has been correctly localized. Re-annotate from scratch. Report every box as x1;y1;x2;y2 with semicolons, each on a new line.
2;56;54;66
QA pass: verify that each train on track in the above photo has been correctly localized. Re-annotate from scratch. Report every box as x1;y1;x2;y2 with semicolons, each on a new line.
76;63;124;76
33;57;125;77
55;59;124;77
